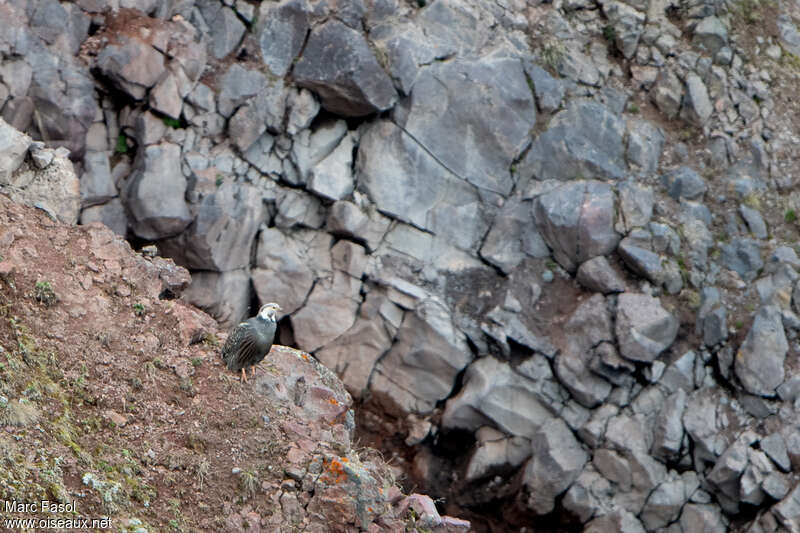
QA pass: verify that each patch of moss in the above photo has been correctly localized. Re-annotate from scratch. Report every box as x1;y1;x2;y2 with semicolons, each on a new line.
115;134;130;154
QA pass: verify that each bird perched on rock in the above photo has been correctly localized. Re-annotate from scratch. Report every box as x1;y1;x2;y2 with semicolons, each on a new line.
221;302;280;382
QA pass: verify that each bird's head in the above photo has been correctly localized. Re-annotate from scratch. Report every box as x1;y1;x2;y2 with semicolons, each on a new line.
258;302;281;322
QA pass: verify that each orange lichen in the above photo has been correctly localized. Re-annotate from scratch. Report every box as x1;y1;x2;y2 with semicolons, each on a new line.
321;457;348;484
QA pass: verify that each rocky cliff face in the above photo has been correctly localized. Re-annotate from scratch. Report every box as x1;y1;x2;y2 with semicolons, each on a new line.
4;0;800;530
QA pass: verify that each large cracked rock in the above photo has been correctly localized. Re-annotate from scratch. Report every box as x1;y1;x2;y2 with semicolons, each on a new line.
554;294;614;408
480;196;550;273
393;53;536;196
442;356;561;439
532;180;620;272
520;100;627;181
252;228;331;317
158;180;266;272
294;19;397;116
370;298;473;415
357;120;488;251
616;293;679;363
123;142;192;240
181;268;251;328
735;305;788;397
522;418;589;515
96;34;166;101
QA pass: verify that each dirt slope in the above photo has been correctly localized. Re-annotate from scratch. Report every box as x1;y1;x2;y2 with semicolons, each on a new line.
0;195;466;532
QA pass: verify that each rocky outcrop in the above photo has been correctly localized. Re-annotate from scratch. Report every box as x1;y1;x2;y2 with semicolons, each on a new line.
3;0;800;530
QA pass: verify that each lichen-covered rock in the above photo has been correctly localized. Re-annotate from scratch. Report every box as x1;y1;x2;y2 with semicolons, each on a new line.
2;146;80;224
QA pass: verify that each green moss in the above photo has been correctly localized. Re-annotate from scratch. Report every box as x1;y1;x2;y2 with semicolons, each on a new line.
115;134;130;154
162;117;181;129
602;24;617;43
786;209;797;223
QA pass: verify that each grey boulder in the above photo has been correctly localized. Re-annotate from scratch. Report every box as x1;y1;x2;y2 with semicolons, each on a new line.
80;151;116;208
522;418;588;515
157;180;266;271
307;133;356;201
96;35;166;100
661;166;707;200
532;180;620;272
370;298;472;415
255;0;310;77
252;228;330;317
357;120;487;251
123;142;192;240
0;117;31;182
734;305;788;397
294;20;397;116
480;197;550;274
520;100;626;181
616;293;679;362
80;198;128;236
442;356;560;439
181;268;250;327
393;54;536;196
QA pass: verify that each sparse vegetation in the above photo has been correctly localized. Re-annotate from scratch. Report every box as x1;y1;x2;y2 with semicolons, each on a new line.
0;396;39;426
34;280;57;307
541;42;566;73
202;332;220;347
196;459;210;489
602;24;617;43
239;469;259;501
179;377;195;397
786;209;797;223
162;116;181;129
96;330;112;348
115;134;130;154
190;357;203;367
133;302;146;316
627;102;640;114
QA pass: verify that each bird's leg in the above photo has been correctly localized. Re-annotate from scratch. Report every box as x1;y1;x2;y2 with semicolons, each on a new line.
251;366;257;378
241;367;247;383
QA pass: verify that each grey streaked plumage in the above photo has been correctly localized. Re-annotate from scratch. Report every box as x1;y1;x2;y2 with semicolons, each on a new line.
221;303;280;382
